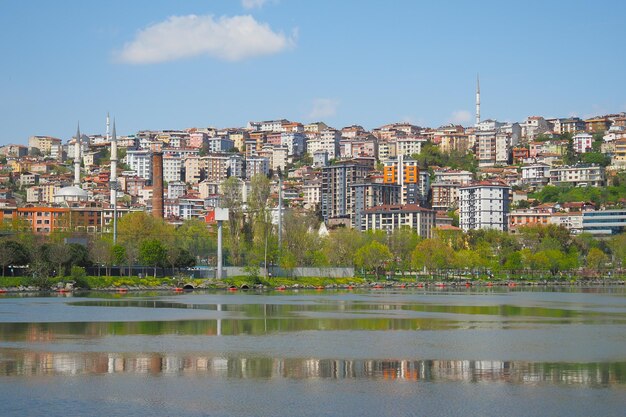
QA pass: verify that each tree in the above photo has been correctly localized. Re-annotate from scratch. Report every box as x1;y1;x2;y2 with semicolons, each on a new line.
166;246;196;275
221;177;244;265
46;242;73;277
388;227;420;276
587;248;608;274
323;228;365;266
175;218;215;265
608;234;626;268
281;210;322;267
0;240;29;276
90;238;114;276
354;241;392;280
139;239;167;278
411;238;454;278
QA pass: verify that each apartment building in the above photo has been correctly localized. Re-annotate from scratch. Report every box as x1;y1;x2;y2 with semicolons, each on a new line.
320;160;373;225
362;204;435;238
548;165;605;187
383;155;429;206
459;181;511;231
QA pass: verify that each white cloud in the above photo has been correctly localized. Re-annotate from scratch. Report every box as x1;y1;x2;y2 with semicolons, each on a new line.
116;14;295;64
308;98;339;120
242;0;275;9
450;110;472;124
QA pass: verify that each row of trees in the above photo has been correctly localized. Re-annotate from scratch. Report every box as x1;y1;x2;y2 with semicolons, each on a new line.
0;212;211;279
1;174;625;281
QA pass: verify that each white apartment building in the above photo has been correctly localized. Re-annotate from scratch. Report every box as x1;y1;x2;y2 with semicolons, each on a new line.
433;169;473;185
208;137;235;153
520;163;551;186
548;165;605;187
307;130;341;159
362;204;435;238
126;149;152;180
459;181;511;231
280;132;306;156
246;156;270;179
549;211;583;234
573;133;593;154
167;181;187;199
303;178;322;207
163;155;183;183
395;137;426;157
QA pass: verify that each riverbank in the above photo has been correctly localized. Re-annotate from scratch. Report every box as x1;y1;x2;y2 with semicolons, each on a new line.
0;275;624;293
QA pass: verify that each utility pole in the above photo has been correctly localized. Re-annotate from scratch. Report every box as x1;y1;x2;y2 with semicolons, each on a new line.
214;208;229;280
278;172;283;252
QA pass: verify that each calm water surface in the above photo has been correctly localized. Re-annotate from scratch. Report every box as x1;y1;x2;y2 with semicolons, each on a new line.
1;287;625;416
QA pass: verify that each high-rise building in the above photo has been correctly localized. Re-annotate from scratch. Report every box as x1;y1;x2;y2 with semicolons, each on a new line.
459;180;511;231
382;155;429;206
321;160;373;225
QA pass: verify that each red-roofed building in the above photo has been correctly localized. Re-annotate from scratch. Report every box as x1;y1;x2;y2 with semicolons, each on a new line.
362;204;435;237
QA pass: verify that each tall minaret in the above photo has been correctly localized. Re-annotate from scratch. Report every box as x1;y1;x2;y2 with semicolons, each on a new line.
106;113;111;142
74;123;82;187
475;74;481;126
110;119;118;205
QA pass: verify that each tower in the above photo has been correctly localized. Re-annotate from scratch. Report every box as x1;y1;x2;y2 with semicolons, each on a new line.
475;74;481;126
110;119;118;205
106;113;110;142
74;123;82;187
151;151;164;219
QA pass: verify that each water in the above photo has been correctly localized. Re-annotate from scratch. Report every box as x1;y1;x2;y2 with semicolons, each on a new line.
1;287;625;416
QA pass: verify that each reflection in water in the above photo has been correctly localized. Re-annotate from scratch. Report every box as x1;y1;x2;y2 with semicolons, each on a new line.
0;349;624;386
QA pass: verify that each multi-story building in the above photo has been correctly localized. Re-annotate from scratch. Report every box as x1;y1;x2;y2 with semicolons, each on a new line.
477;130;497;166
585;117;611;133
612;138;626;167
559;117;586;134
548;165;605;187
321;160;373;225
28;136;62;155
431;182;461;211
522;116;549;141
582;209;626;236
362;204;435;237
26;185;60;204
313;150;329;168
508;207;551;232
167;181;187;199
433;169;473;185
383;155;429;206
395;137;426;157
163;155;183;183
549;211;583;234
245;156;270;179
303;178;322;209
351;181;401;229
520;163;551;187
208;137;235;153
280;132;306;156
307;129;341;159
126;149;152;180
459;181;511;232
573;133;593;154
1;144;28;158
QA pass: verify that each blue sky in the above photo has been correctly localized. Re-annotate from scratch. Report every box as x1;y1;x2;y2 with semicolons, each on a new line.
1;0;625;145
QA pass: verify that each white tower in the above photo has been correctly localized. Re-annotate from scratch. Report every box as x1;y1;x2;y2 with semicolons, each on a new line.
74;123;82;187
106;113;110;142
110;119;118;205
475;74;481;126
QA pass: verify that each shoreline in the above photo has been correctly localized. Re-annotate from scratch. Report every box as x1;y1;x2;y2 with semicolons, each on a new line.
1;278;624;294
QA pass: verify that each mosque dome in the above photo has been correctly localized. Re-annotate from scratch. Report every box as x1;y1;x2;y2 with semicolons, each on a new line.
54;186;89;203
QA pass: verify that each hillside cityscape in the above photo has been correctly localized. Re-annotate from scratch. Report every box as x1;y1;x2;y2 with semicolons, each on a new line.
1;87;626;277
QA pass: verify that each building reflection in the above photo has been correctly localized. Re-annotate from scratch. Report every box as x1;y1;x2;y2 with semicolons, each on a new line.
0;350;623;386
